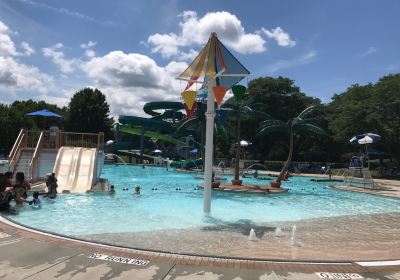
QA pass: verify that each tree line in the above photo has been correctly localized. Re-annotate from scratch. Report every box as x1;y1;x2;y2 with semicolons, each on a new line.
0;88;113;156
1;73;399;168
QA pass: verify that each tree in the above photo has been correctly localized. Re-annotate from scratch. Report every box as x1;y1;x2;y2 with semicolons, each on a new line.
243;76;321;162
66;88;114;139
0;100;65;155
258;105;326;183
327;74;400;165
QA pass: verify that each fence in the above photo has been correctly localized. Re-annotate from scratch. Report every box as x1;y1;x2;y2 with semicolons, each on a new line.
60;132;104;150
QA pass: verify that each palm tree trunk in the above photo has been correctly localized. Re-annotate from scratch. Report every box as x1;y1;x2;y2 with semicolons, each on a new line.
234;112;241;180
278;128;294;182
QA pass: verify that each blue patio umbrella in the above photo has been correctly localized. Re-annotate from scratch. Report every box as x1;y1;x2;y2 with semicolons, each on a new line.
26;109;63;118
190;148;198;153
26;109;63;129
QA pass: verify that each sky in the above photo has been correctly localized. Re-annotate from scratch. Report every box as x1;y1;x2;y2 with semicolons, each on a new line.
0;0;399;117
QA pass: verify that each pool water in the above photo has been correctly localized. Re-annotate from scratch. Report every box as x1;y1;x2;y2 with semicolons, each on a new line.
4;165;400;236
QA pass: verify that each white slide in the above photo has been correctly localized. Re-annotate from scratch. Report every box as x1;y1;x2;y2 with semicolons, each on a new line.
53;147;97;193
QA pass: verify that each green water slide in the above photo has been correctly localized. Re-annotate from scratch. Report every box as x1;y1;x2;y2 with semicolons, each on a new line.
143;101;184;119
118;125;185;145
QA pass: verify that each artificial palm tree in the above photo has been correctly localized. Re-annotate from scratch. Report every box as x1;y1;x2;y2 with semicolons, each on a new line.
175;101;230;169
258;105;326;184
223;95;266;183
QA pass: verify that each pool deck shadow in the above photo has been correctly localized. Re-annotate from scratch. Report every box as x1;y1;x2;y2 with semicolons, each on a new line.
1;217;400;279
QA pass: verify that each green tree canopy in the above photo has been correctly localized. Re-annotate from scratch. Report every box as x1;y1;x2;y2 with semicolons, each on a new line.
327;73;400;163
0;100;66;154
66;88;114;139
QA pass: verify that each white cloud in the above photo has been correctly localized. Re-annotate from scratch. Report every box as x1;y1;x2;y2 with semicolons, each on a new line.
84;49;96;58
0;20;18;56
148;11;266;59
178;49;198;61
21;41;34;56
80;41;97;49
0;20;53;94
261;27;296;47
361;46;378;57
42;43;77;73
0;56;53;93
81;50;187;116
265;51;316;73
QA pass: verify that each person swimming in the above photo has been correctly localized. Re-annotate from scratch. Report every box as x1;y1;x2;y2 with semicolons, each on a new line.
109;185;115;194
29;192;41;208
134;185;141;195
253;169;259;178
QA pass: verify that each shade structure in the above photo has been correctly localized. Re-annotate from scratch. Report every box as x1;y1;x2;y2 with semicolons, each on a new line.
190;148;198;154
350;133;381;145
177;33;250;214
152;149;162;154
177;32;250;90
26;109;63;118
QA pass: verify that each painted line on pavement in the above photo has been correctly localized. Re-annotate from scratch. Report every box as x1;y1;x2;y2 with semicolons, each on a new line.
355;260;400;266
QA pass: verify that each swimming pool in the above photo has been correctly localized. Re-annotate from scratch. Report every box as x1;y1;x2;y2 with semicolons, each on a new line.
4;165;400;260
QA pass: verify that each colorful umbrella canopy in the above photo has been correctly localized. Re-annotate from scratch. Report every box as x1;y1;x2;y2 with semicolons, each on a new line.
177;33;250;90
26;109;63;118
350;133;381;145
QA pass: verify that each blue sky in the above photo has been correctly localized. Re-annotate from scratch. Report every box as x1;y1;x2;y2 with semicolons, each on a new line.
0;0;399;116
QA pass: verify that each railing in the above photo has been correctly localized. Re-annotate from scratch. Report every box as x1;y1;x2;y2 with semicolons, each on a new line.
25;130;42;148
60;132;104;150
8;129;105;177
8;129;26;173
29;131;44;181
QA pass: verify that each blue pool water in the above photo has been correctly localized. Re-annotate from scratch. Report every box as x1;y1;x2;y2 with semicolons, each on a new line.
4;165;400;236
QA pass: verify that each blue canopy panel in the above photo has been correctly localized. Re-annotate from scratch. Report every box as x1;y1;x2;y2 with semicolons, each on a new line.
215;39;250;89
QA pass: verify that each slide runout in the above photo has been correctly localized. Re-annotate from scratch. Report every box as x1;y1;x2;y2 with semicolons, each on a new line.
54;147;81;193
53;147;97;193
72;148;97;192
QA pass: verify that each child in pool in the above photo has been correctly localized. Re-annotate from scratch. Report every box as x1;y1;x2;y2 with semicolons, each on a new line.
133;185;140;195
109;185;115;194
29;192;41;208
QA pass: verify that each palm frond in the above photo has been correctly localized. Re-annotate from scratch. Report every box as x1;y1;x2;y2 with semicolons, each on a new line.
297;105;320;120
257;123;288;136
174;117;199;135
295;123;326;135
260;119;286;127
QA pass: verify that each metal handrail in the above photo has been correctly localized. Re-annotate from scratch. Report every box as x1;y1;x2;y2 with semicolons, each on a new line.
29;131;44;181
8;129;24;160
9;132;26;173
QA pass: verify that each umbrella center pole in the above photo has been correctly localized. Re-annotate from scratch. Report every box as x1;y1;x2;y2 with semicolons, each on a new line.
203;79;216;214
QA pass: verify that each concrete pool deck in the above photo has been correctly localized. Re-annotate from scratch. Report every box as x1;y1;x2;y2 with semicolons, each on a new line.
1;216;400;279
